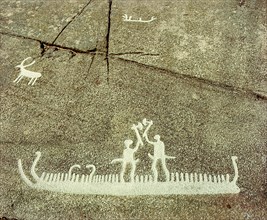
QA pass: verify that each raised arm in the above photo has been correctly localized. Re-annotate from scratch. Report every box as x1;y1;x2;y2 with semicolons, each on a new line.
131;122;144;151
133;133;143;151
133;142;140;151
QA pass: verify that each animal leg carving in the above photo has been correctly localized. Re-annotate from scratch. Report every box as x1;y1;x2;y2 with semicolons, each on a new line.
28;78;34;85
32;78;38;85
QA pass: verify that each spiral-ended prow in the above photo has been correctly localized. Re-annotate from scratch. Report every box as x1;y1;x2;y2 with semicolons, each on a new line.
30;151;42;181
86;164;96;182
68;164;81;181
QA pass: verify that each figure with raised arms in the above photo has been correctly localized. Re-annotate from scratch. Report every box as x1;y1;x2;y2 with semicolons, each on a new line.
111;122;144;182
142;119;175;182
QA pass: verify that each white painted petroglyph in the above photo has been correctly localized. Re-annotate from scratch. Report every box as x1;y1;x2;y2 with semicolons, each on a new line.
14;57;42;85
142;118;175;182
18;119;240;195
111;122;144;183
123;14;156;23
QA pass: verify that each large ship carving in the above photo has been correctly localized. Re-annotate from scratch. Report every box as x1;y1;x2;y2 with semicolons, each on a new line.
18;119;240;195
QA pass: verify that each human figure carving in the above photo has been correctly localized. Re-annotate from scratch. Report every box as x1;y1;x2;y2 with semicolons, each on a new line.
111;123;144;182
142;119;175;182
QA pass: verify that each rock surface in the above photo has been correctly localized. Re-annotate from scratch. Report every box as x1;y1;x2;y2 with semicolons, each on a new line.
0;0;266;219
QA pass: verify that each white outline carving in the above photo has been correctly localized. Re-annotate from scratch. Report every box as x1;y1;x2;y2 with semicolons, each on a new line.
123;14;156;23
143;118;175;182
111;122;144;183
18;119;240;195
14;57;42;85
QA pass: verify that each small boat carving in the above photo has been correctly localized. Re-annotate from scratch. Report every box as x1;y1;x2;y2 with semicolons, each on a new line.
18;119;240;195
122;14;156;23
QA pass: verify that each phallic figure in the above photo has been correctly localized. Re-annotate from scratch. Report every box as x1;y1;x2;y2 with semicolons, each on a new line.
111;122;143;182
143;119;175;182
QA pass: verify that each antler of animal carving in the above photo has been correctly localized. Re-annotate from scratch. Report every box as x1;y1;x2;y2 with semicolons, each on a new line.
19;57;36;68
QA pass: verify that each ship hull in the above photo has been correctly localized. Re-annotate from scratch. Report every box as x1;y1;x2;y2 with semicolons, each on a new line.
29;181;240;195
18;152;241;196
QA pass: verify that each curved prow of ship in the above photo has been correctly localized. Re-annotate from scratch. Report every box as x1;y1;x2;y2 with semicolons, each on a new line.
86;164;96;182
68;164;81;180
30;151;42;181
18;159;34;187
231;156;239;184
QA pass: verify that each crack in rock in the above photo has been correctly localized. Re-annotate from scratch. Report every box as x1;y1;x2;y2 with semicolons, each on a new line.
0;31;100;56
105;0;113;83
39;41;98;57
239;0;245;7
111;56;267;102
1;31;266;102
110;51;160;56
52;0;94;44
0;217;18;220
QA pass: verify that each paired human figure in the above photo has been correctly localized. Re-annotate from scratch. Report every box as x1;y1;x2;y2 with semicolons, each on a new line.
143;119;175;182
111;123;143;182
112;119;174;182
111;139;140;182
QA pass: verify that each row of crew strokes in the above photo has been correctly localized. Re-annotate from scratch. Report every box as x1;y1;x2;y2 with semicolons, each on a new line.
13;14;156;85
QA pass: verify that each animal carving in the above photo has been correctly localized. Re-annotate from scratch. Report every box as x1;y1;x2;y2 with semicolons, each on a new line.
14;57;42;85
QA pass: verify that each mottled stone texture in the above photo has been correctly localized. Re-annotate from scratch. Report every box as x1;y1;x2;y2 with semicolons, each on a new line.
0;0;266;219
110;0;267;93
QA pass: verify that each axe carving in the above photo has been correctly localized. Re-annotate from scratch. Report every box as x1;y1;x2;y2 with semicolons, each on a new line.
131;122;144;146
